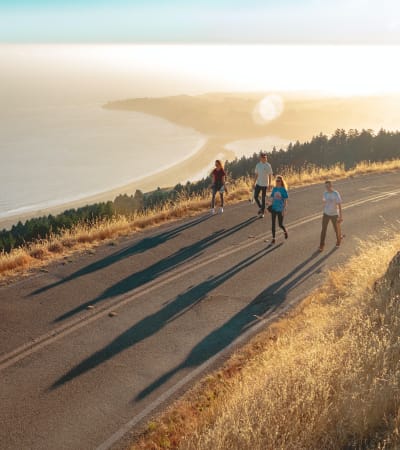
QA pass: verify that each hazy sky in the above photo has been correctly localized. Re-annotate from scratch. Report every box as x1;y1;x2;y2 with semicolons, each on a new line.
1;0;400;44
2;1;400;109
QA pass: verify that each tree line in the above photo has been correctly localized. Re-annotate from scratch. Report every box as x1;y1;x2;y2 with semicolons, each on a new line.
225;128;400;179
1;128;399;252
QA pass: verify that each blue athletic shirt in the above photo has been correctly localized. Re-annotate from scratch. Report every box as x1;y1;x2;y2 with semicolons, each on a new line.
270;187;288;212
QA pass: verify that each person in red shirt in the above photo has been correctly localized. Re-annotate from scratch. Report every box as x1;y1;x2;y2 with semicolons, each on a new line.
210;159;226;214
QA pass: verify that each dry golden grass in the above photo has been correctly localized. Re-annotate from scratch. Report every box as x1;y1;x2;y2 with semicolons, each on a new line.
0;180;248;281
282;159;400;187
1;159;399;281
130;231;400;450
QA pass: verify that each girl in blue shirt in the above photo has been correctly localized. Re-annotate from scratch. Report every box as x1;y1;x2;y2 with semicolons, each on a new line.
269;175;288;244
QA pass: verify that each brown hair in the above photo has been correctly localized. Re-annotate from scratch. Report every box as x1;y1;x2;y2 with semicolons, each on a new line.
215;159;224;169
275;175;288;190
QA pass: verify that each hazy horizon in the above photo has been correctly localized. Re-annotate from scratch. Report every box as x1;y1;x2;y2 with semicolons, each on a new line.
2;41;400;225
2;44;400;111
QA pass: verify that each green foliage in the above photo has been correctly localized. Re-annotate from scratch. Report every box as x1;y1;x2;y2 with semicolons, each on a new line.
1;128;399;253
114;189;145;215
225;128;400;177
0;201;115;253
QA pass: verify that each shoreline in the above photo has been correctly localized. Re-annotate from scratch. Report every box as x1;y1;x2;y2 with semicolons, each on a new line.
4;90;392;231
0;136;235;230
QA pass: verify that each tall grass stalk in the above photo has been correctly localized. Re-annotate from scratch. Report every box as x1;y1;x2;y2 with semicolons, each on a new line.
173;233;400;450
1;159;399;280
131;232;400;449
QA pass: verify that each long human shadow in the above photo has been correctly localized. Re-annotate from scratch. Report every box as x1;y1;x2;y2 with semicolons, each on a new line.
253;247;337;304
54;217;258;322
135;248;336;401
49;245;281;390
30;214;212;297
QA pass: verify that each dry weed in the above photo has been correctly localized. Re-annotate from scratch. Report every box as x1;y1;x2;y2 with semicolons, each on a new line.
130;232;400;450
176;233;400;450
0;159;399;280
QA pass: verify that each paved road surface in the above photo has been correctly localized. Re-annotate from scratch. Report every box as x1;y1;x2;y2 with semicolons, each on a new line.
1;172;399;450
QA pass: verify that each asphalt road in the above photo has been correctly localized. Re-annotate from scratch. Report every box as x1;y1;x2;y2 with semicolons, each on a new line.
1;172;399;450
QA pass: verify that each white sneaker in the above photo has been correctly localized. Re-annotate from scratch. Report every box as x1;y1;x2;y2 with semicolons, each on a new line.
211;208;216;215
219;207;224;214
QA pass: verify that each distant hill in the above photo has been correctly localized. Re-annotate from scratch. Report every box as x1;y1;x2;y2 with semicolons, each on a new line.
105;92;400;142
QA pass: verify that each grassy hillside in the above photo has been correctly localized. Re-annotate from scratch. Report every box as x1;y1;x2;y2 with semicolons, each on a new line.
131;232;400;450
1;159;400;282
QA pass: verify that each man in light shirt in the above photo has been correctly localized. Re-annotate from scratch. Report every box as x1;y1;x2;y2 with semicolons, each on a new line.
253;152;273;217
319;180;343;251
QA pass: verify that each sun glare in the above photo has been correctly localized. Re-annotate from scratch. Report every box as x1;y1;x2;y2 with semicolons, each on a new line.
253;94;284;124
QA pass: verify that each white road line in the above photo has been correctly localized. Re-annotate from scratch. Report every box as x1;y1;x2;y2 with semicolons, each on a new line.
1;187;399;372
96;186;400;450
95;290;313;450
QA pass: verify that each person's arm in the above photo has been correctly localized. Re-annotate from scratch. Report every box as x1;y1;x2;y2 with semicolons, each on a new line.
268;172;273;191
267;189;273;205
284;198;288;213
337;202;343;221
283;191;288;214
210;171;216;188
337;192;343;221
221;173;226;191
253;167;258;188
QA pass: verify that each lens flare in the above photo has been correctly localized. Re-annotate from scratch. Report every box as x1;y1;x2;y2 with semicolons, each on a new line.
253;94;284;124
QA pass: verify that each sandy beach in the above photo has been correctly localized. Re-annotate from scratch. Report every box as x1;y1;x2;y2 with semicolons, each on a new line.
0;136;234;230
2;91;399;230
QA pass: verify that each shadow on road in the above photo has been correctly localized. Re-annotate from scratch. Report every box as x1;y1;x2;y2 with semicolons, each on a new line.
30;214;212;297
52;217;258;322
49;244;280;390
134;248;335;401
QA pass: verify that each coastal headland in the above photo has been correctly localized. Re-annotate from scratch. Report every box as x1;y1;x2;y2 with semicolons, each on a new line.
2;92;398;229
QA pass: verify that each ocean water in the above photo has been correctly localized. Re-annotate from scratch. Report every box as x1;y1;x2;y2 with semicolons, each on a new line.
0;104;206;219
2;43;399;224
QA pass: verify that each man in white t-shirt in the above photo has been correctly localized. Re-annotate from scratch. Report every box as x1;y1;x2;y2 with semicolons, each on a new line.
319;180;343;251
253;152;273;217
